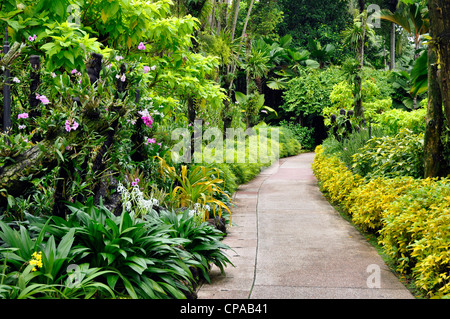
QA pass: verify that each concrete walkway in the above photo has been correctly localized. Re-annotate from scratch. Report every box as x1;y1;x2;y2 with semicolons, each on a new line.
197;152;414;299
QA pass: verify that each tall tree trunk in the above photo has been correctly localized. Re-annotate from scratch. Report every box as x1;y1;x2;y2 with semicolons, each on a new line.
241;0;255;39
228;0;255;91
354;3;366;119
428;0;450;124
425;0;450;177
230;0;241;41
390;22;396;70
424;45;444;177
226;0;240;75
389;0;398;70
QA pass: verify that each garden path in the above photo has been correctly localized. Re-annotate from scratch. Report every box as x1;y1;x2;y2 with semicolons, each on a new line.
197;152;414;299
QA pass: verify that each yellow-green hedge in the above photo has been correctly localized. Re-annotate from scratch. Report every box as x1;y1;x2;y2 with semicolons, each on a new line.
313;145;450;298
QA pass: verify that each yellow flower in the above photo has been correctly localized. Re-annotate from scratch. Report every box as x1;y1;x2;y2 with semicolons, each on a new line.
29;251;43;271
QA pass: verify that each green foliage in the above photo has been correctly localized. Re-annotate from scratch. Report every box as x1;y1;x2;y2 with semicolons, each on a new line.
324;75;392;125
248;0;284;40
279;120;315;150
0;197;233;299
373;107;427;135
321;126;387;169
363;98;393;121
277;126;302;157
282;66;345;117
278;0;351;61
154;157;232;221
352;129;424;179
40;21;107;72
307;39;336;69
159;209;232;282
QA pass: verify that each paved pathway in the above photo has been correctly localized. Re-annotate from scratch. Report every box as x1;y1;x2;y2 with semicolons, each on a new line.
197;152;414;299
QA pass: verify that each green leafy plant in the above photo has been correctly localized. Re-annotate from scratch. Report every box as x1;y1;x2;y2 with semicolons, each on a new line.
279;120;315;151
282;66;345;118
61;197;194;299
373;107;427;135
352;129;424;179
235;91;277;128
159;209;232;283
40;22;107;72
155;157;232;222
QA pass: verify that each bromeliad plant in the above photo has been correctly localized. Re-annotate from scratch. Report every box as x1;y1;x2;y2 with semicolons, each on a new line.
155;156;232;223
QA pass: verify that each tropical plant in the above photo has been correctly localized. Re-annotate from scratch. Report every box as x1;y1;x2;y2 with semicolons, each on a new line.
282;66;345;119
279;120;315;150
159;209;232;283
0;217;115;298
307;39;336;69
235;91;277;128
39;21;108;73
341;7;376;118
154;157;232;222
378;1;429;55
352;129;424;179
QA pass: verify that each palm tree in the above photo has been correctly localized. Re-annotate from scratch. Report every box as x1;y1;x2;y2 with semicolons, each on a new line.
242;41;271;95
378;1;429;59
341;5;376;118
388;0;399;70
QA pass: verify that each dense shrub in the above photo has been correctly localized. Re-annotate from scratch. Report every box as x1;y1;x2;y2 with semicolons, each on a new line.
351;129;424;179
321;127;387;169
345;177;425;232
379;180;450;273
373;108;427;135
282;66;345;117
279;120;315;150
312;146;363;204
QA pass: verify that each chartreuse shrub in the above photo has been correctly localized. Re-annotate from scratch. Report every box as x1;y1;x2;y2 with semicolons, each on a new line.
200;124;301;191
411;204;450;297
344;177;424;233
379;180;450;270
313;145;450;298
312;145;363;204
373;107;427;135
